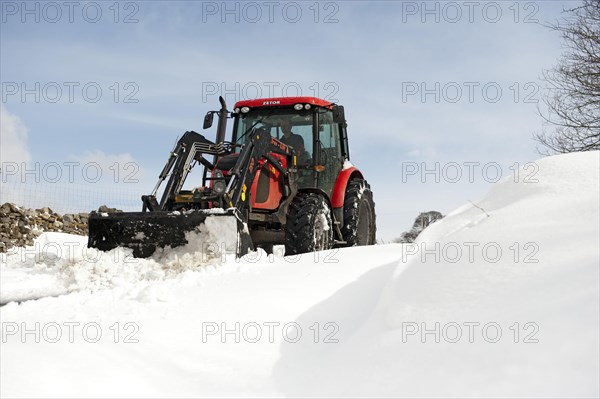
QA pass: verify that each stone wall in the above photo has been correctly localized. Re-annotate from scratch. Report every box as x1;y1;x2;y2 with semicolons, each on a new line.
0;203;89;252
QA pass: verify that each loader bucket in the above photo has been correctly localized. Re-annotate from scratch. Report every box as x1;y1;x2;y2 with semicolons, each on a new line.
87;209;253;258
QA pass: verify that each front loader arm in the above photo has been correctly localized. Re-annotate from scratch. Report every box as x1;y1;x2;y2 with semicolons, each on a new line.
143;131;228;211
225;129;297;213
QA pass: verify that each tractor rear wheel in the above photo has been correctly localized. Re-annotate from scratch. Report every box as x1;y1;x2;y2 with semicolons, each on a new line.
285;193;334;255
341;179;376;246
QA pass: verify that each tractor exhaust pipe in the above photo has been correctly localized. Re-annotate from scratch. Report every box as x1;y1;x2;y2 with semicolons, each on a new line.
215;96;228;147
212;96;228;164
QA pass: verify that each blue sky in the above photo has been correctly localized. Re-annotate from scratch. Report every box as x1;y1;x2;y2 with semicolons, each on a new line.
1;0;574;240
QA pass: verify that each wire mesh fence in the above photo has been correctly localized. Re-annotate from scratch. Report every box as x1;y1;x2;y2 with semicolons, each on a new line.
0;177;145;214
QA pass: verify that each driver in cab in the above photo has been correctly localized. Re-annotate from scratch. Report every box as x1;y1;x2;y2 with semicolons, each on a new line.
279;119;305;154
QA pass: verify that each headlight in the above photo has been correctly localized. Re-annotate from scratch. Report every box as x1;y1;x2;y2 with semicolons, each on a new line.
213;170;226;194
241;107;250;113
304;104;311;110
294;103;304;111
234;108;240;113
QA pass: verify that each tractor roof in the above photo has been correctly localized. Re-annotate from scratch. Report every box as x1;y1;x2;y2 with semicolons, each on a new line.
234;96;333;109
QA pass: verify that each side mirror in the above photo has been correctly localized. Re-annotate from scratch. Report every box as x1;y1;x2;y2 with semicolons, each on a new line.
203;112;214;130
332;105;345;124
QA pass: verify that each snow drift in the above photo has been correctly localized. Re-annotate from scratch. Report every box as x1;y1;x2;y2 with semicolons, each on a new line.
274;151;600;397
1;151;598;398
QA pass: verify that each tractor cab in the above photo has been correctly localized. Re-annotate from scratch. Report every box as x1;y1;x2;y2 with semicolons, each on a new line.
230;97;349;199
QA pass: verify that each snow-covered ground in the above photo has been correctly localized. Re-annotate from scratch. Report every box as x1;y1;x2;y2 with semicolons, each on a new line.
1;151;598;398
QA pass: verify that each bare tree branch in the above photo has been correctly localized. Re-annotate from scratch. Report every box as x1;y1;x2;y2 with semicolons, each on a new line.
535;0;600;154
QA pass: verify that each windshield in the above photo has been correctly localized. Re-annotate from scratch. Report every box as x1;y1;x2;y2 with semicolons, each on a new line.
234;108;314;156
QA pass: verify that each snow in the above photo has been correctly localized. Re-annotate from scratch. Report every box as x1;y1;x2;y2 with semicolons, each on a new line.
1;152;598;398
318;212;331;231
0;215;242;304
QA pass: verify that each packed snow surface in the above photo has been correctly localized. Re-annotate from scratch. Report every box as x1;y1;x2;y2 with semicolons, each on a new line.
1;152;598;398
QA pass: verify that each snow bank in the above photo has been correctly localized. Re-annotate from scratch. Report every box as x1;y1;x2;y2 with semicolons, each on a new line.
274;151;600;397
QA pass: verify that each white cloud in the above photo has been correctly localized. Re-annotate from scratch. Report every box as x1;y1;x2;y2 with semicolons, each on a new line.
0;105;31;165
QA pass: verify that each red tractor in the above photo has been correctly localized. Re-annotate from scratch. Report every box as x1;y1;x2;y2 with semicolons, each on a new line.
88;96;376;257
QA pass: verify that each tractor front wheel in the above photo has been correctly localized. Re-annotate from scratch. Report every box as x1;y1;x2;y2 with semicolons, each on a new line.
341;179;376;246
285;193;334;255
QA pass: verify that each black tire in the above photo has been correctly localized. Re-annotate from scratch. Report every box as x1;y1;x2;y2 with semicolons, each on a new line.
285;193;334;255
341;179;376;246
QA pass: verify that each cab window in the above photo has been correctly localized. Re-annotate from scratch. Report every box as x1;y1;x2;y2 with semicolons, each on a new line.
235;109;314;158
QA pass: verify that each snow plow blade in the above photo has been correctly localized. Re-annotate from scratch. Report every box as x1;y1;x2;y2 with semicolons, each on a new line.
87;209;252;258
